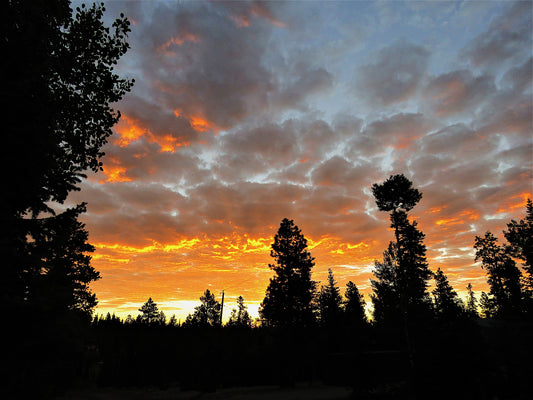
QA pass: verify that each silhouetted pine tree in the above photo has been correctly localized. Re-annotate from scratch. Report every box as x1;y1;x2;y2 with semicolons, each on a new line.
227;296;252;328
28;203;100;320
139;298;164;325
474;232;522;317
371;174;433;322
479;292;496;318
344;280;367;326
504;199;533;291
465;283;478;318
432;268;463;320
168;315;179;327
370;241;401;324
317;268;343;327
184;289;221;327
260;218;317;327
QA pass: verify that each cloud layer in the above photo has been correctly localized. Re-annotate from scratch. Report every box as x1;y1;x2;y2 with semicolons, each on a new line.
68;0;532;320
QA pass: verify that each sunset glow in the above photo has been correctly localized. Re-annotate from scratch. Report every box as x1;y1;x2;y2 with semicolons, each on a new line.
63;0;532;322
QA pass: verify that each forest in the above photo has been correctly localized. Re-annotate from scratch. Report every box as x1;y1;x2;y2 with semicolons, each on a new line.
2;1;532;399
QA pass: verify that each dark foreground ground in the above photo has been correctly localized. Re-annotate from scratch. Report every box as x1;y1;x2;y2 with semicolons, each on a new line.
7;318;533;399
57;382;353;400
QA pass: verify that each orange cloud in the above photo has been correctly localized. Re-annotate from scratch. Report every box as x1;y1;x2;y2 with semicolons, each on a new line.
231;14;251;28
426;206;446;214
113;113;194;153
250;3;286;28
174;109;219;133
114;114;146;147
90;224;493;322
99;157;132;184
90;232;384;321
157;32;201;55
230;3;286;29
497;192;531;214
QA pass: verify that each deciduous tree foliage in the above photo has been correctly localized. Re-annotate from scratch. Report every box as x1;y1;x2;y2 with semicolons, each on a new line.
1;0;133;318
260;218;317;327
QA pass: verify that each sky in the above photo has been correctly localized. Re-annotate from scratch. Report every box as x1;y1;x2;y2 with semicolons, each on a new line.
67;0;532;322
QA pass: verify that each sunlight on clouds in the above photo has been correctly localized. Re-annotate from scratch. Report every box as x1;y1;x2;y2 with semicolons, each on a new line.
173;110;219;133
80;0;531;322
94;238;202;255
157;32;201;55
114;114;145;147
100;160;132;184
113;113;194;153
497;192;532;214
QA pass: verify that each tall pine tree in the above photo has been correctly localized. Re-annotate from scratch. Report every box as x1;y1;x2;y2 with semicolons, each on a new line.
465;283;478;318
260;218;317;327
474;232;522;317
184;289;222;327
432;268;463;320
317;268;343;327
504;199;533;291
370;241;401;324
371;174;433;323
227;296;252;328
139;297;165;325
344;280;367;326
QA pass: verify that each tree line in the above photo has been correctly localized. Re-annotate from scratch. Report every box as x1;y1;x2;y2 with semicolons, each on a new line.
96;175;532;331
85;186;532;398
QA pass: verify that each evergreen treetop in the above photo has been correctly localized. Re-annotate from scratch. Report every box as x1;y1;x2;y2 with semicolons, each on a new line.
260;218;317;327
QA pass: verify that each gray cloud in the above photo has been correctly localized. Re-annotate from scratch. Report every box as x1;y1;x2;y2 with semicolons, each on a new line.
423;70;496;117
355;40;430;106
460;1;532;69
71;1;532;313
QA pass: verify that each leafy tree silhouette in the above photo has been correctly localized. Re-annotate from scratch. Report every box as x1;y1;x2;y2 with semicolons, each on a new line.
2;2;133;395
317;268;343;327
474;232;523;317
432;268;464;320
227;296;252;328
260;218;317;327
184;289;221;327
2;0;133;315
